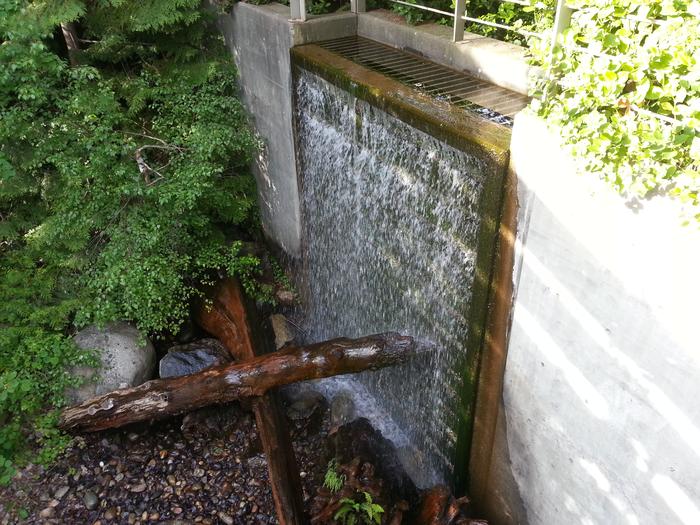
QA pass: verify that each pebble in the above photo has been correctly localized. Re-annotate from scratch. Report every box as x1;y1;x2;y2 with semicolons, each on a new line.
0;403;332;523
83;490;99;510
54;485;70;499
130;481;147;493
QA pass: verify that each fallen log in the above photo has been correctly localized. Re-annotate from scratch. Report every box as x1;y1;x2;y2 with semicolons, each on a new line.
59;332;416;433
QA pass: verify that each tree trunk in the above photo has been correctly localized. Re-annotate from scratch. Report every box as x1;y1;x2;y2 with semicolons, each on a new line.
60;22;80;66
59;332;416;432
196;277;306;525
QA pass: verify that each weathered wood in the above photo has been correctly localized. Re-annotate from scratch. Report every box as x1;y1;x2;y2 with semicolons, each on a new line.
58;332;416;431
197;278;305;525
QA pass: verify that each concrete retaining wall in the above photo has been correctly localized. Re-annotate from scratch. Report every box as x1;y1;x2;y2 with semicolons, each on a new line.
487;112;700;525
218;3;355;257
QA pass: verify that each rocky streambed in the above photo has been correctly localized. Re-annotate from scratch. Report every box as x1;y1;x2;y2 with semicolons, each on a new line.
0;391;331;525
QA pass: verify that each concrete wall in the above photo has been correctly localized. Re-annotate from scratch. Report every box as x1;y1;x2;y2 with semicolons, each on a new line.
218;3;355;257
486;112;700;525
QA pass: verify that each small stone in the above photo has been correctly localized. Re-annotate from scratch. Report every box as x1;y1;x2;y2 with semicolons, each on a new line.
193;468;205;477
54;485;70;499
127;432;139;443
83;491;99;510
130;481;147;493
149;512;160;521
39;507;55;519
173;506;183;515
115;473;124;482
167;475;177;486
104;508;116;520
270;314;294;349
218;511;234;525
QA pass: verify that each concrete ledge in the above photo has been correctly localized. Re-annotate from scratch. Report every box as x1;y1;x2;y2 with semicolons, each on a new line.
292;12;357;45
292;44;511;167
358;10;532;95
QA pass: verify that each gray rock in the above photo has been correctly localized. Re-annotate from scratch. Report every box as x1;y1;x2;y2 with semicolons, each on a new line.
159;339;230;378
331;391;356;429
286;390;325;421
83;490;98;510
270;314;294;350
54;485;70;499
66;323;155;404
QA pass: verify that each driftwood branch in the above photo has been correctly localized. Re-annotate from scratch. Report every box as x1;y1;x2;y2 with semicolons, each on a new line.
59;333;416;433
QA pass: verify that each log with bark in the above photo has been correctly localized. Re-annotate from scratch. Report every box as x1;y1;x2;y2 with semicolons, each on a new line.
196;277;304;525
58;332;417;433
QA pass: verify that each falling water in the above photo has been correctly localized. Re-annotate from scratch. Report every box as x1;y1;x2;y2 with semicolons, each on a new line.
296;69;497;486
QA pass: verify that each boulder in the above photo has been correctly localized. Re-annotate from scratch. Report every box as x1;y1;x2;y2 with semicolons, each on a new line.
159;338;230;379
66;322;155;405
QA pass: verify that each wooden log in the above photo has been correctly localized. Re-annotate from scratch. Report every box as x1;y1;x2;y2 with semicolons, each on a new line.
196;278;306;525
58;333;416;432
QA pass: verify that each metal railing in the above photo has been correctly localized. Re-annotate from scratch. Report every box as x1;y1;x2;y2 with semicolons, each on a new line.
287;0;690;129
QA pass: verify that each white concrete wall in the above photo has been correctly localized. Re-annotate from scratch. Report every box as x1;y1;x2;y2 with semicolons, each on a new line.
218;3;355;258
501;112;700;525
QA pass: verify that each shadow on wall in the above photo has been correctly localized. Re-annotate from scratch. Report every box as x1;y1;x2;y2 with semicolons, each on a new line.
503;174;700;525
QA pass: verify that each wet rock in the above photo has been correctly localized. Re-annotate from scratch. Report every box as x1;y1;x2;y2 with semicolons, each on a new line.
83;490;99;510
39;507;55;519
270;314;294;349
66;323;156;404
159;339;230;378
330;418;418;503
330;391;356;429
286;390;325;421
275;289;295;306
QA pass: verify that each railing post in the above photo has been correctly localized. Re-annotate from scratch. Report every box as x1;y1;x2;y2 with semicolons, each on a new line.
351;0;366;13
291;0;307;21
550;0;573;60
453;0;467;41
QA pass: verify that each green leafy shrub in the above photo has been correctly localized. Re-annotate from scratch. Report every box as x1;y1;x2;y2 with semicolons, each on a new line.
0;0;261;481
334;491;385;525
531;0;700;222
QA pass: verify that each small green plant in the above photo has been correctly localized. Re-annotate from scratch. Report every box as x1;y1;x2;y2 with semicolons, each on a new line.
334;491;384;525
323;459;346;493
309;0;333;14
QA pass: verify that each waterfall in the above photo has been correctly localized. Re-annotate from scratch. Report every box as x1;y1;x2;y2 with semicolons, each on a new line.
295;68;499;487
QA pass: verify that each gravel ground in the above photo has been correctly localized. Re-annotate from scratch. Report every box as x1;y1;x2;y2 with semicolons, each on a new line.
0;397;330;525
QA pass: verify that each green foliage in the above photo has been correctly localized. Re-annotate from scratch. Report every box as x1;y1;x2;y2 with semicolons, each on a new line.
323;459;346;493
334;492;385;525
531;0;700;222
0;0;260;480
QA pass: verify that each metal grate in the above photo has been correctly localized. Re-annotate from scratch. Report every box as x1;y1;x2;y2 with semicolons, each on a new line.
317;36;529;126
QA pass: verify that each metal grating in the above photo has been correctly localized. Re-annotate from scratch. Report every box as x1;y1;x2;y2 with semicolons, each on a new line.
317;36;530;126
